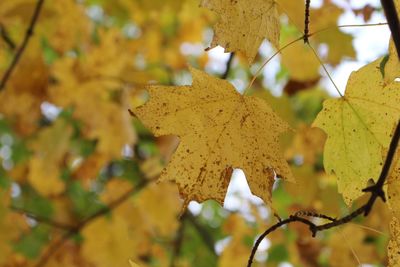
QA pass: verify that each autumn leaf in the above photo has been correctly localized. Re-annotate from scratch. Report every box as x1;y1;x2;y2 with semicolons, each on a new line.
280;27;321;82
388;217;400;267
129;260;141;267
0;39;48;136
28;119;72;196
0;191;27;265
387;146;400;266
82;215;142;267
133;67;293;206
201;0;280;63
309;2;355;65
313;56;400;204
218;214;253;267
49;29;136;159
328;224;378;266
285;124;326;165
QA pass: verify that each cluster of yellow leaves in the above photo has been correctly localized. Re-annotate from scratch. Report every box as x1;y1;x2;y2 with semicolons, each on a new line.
82;180;181;267
328;224;380;266
0;0;214;266
50;28;136;159
218;214;253;267
28;120;72;196
0;192;27;266
0;41;48;136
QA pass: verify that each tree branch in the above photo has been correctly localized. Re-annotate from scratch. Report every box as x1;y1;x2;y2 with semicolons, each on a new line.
9;206;75;231
381;0;400;60
0;0;45;90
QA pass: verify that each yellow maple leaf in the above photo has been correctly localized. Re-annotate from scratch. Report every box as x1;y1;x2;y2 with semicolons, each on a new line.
129;259;141;267
28;119;72;196
328;224;378;267
0;191;28;265
49;29;136;158
310;3;355;65
388;149;400;219
387;147;400;266
313;56;400;204
136;182;181;236
275;0;304;30
218;214;252;267
82;215;142;267
134;67;293;206
201;0;280;63
0;39;48;136
388;217;400;267
285;124;326;165
280;29;320;81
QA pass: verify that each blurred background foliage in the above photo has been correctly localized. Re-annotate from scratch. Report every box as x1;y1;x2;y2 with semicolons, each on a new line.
0;0;393;266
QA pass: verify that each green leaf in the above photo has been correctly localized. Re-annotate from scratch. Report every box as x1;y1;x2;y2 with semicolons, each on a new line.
14;225;50;259
267;244;289;263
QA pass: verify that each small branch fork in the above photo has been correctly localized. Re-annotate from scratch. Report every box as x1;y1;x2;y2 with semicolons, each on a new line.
0;0;45;91
248;1;400;266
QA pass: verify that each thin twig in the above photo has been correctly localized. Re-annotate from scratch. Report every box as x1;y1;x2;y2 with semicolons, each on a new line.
10;206;75;231
77;178;149;227
184;211;216;255
0;23;16;50
381;0;400;59
221;53;235;79
33;231;76;267
304;0;311;43
0;0;45;90
170;216;186;267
